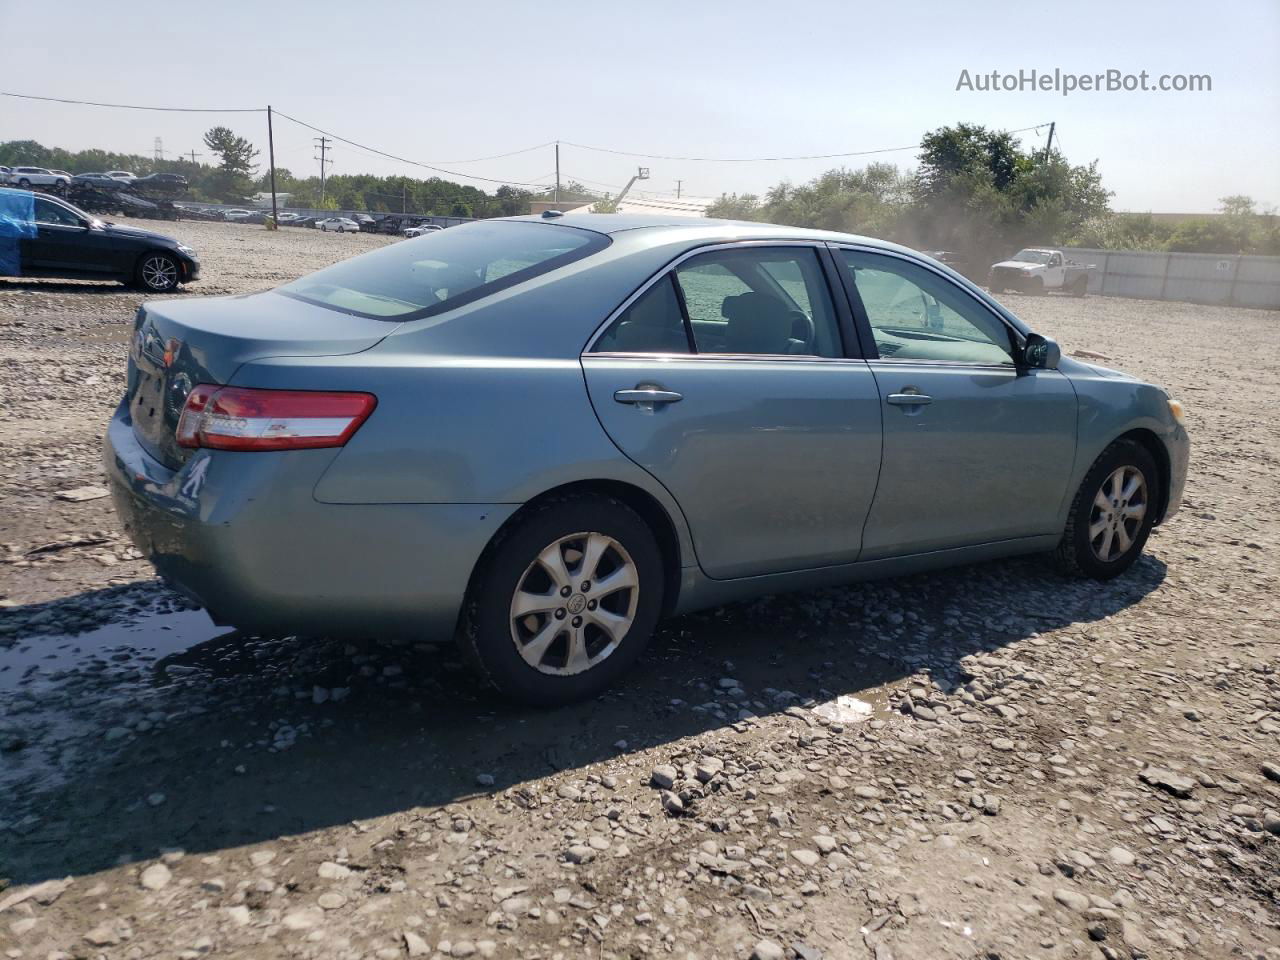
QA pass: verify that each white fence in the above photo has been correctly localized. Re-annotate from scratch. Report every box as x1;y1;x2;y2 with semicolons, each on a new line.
1059;247;1280;309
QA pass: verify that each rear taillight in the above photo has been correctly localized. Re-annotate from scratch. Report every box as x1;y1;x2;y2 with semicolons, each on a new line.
176;385;376;451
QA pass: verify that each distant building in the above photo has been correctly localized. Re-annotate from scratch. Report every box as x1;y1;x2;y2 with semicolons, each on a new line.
251;192;292;208
529;195;709;218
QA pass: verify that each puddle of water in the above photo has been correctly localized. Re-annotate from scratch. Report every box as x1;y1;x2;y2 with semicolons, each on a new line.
0;609;220;694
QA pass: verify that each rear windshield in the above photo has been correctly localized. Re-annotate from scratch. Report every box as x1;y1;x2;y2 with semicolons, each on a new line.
278;220;609;320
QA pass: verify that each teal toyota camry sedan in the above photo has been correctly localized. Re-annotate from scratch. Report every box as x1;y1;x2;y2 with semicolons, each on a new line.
104;214;1189;704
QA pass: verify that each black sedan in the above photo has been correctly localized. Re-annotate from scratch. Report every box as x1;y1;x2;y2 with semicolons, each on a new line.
1;188;199;292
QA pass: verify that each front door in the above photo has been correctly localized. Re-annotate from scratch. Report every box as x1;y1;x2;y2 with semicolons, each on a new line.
28;196;107;274
834;247;1078;559
582;245;883;580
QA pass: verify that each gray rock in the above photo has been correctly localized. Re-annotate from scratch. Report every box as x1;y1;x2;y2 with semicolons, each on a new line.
404;931;431;957
696;757;725;782
1053;888;1090;912
790;849;820;867
1262;761;1280;784
1138;766;1195;798
84;919;129;946
1108;846;1136;866
139;863;171;891
651;765;678;789
565;845;596;864
751;940;785;960
813;834;838;854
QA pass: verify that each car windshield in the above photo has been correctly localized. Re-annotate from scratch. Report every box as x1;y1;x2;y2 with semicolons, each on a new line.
1012;250;1052;264
279;220;610;320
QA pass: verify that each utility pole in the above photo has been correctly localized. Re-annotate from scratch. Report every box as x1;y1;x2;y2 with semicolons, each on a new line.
403;179;408;214
267;105;279;226
154;137;164;162
187;150;201;165
314;137;332;203
554;142;560;205
1043;121;1055;162
675;180;683;199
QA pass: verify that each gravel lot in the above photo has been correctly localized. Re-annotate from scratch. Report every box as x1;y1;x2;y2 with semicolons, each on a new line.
1;219;1277;960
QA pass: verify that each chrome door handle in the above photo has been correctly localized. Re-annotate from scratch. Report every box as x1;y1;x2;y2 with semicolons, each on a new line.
614;387;683;406
886;392;932;406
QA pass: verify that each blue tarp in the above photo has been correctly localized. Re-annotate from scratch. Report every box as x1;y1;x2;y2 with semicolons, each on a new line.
0;188;38;276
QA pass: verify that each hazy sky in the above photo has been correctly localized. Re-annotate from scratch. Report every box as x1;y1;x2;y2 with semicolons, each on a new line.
2;0;1276;212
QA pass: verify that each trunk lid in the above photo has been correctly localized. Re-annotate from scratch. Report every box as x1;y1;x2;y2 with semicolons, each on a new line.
127;290;399;469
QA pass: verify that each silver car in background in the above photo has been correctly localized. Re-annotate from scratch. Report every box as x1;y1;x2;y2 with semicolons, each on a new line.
104;215;1189;704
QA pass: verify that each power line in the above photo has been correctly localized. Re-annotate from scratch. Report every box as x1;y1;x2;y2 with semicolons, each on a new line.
0;90;264;113
272;110;549;187
557;124;1052;162
426;141;557;164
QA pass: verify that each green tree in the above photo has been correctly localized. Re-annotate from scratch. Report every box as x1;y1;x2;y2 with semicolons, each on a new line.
705;192;762;220
590;193;618;214
202;127;259;201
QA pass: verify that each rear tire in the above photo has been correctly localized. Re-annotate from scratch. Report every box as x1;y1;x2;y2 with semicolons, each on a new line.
1070;276;1088;298
1054;439;1160;580
458;494;664;706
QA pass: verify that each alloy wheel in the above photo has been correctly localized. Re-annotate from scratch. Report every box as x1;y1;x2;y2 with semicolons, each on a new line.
509;531;639;676
141;256;178;291
1088;465;1148;562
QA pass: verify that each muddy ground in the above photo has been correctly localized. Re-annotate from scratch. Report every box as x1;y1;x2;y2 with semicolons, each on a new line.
0;219;1277;960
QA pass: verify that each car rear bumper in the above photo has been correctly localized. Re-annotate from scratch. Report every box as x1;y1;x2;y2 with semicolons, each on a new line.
103;400;517;639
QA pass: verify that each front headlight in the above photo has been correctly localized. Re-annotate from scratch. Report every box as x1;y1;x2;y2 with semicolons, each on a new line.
177;244;197;257
1168;398;1186;425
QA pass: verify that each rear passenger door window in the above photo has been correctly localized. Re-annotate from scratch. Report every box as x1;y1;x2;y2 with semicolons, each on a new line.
674;247;841;357
591;275;691;354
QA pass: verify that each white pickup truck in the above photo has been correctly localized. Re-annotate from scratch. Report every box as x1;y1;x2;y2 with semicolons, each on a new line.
988;248;1094;297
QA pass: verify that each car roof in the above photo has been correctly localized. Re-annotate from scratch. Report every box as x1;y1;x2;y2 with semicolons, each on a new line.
501;213;917;257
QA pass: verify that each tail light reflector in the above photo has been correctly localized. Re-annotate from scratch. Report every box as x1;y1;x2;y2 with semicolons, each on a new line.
176;385;376;451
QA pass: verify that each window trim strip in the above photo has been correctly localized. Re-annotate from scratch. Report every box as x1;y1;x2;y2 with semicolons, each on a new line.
582;239;852;360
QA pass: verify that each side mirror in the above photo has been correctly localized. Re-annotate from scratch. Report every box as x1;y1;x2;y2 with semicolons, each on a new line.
1022;333;1060;369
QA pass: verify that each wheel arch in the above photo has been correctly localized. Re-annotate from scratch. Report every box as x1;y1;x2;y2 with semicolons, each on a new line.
465;479;686;619
1112;427;1172;524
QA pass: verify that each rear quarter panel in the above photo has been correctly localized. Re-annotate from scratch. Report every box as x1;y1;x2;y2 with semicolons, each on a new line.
232;351;698;564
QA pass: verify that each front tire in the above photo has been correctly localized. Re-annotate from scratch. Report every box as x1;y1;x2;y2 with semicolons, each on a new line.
136;252;181;292
1054;439;1160;579
459;494;664;705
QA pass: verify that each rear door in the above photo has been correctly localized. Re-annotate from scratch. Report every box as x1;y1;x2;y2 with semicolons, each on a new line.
833;246;1078;559
582;242;883;580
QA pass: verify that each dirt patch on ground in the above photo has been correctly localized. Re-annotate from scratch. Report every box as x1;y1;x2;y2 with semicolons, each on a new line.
0;223;1277;959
